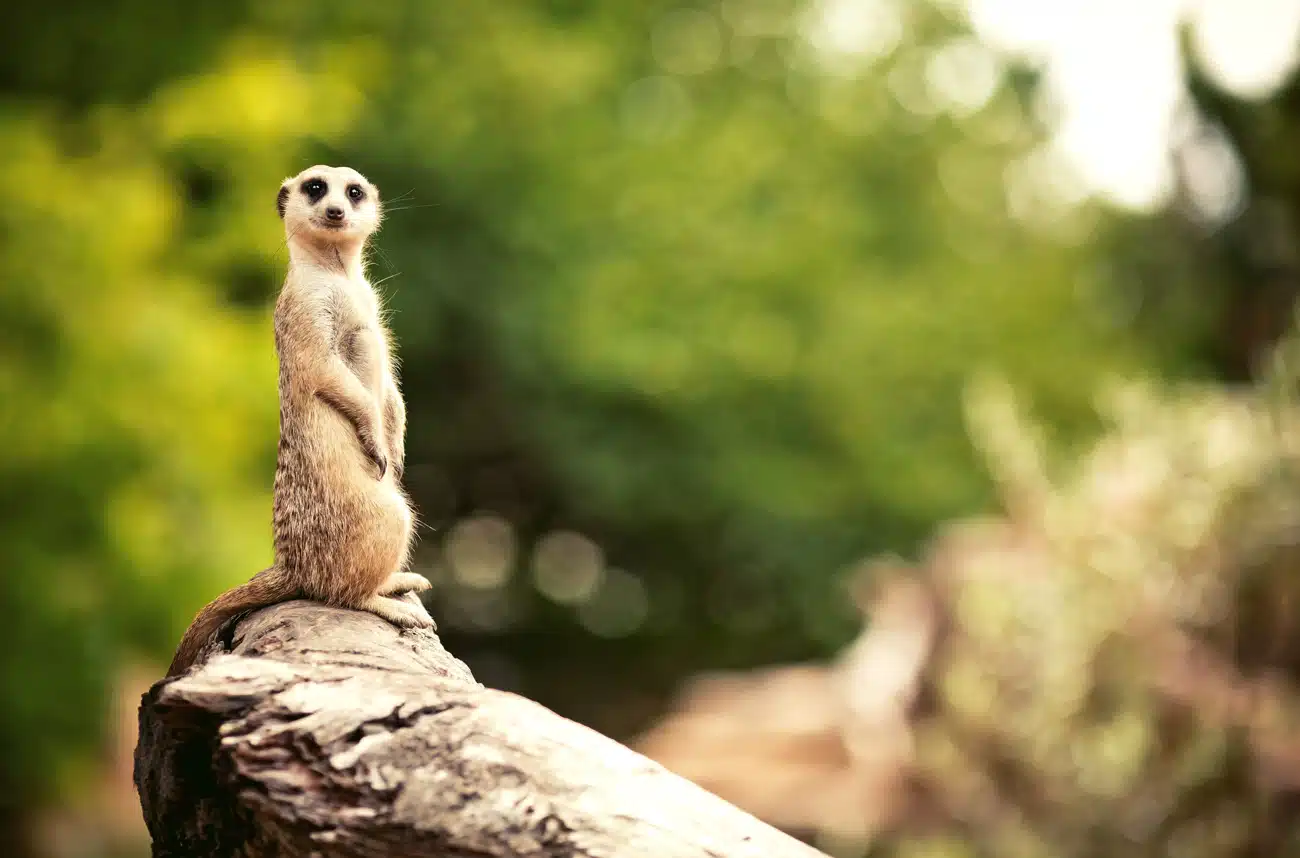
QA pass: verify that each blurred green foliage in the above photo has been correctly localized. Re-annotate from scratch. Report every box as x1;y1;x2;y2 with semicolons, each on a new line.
1;0;1295;853
0;30;370;823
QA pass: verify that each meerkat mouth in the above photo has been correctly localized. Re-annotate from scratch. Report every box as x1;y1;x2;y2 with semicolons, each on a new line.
315;220;348;231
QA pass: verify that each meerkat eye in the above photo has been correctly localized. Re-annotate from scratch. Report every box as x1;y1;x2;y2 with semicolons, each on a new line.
301;179;327;202
347;184;365;203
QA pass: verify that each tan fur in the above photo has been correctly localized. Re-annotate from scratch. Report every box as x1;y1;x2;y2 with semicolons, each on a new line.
167;165;432;677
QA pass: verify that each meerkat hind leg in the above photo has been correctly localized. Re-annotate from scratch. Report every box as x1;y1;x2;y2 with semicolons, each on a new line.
376;571;431;596
360;592;435;629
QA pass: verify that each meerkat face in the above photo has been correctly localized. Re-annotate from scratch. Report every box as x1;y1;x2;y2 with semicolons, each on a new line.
277;165;382;244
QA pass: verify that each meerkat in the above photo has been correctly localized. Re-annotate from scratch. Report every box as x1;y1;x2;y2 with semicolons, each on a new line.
167;165;433;677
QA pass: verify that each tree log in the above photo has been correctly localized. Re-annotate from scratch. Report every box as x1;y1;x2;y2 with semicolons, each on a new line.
133;599;829;858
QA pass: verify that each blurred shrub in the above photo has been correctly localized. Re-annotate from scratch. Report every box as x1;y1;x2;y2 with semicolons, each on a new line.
907;357;1300;858
640;328;1300;857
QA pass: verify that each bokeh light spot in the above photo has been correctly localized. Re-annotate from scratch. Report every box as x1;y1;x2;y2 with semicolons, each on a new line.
445;513;516;590
577;567;650;638
653;8;724;75
533;530;605;604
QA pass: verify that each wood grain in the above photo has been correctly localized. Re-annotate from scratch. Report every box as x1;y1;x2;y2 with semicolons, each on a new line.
134;599;829;858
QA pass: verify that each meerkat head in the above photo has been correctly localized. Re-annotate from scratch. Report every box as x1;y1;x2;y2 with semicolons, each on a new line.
277;165;382;249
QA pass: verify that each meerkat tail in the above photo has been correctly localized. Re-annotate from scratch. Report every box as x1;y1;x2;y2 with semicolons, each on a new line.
166;566;297;677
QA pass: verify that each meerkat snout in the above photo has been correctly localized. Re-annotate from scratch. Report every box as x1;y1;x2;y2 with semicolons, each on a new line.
277;164;382;244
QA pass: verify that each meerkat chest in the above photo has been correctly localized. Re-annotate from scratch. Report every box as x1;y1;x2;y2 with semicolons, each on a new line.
333;276;380;328
330;278;390;388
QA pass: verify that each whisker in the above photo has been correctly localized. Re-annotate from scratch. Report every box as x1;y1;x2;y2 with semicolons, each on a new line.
262;224;301;264
385;188;417;204
369;243;400;277
381;203;441;213
371;271;402;291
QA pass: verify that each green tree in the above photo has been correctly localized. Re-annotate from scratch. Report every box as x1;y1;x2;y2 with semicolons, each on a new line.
0;39;373;850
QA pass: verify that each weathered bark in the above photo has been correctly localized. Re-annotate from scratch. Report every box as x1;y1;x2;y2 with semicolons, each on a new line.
133;599;828;858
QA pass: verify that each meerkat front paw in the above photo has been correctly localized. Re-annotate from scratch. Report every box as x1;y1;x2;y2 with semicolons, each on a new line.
377;571;432;596
361;593;436;629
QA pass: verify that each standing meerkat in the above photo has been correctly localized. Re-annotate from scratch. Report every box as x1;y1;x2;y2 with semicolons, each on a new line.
167;165;433;677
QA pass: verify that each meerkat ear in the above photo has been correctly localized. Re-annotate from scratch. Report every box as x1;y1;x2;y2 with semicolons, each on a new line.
276;185;290;219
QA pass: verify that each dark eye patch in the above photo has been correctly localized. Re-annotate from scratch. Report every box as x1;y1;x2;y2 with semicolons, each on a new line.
347;184;366;205
300;178;328;203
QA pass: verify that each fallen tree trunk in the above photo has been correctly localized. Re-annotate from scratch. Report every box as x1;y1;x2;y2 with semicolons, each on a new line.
133;599;828;858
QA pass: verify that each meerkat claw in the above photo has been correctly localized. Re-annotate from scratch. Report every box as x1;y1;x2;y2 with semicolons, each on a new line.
362;440;387;479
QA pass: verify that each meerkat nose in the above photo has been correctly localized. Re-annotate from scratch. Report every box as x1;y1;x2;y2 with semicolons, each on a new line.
325;206;345;222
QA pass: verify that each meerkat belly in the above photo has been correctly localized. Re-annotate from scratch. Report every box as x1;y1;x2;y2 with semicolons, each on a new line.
275;407;413;605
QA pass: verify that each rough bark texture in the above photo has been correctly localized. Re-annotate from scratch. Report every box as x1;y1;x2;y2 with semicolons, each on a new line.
134;599;828;858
